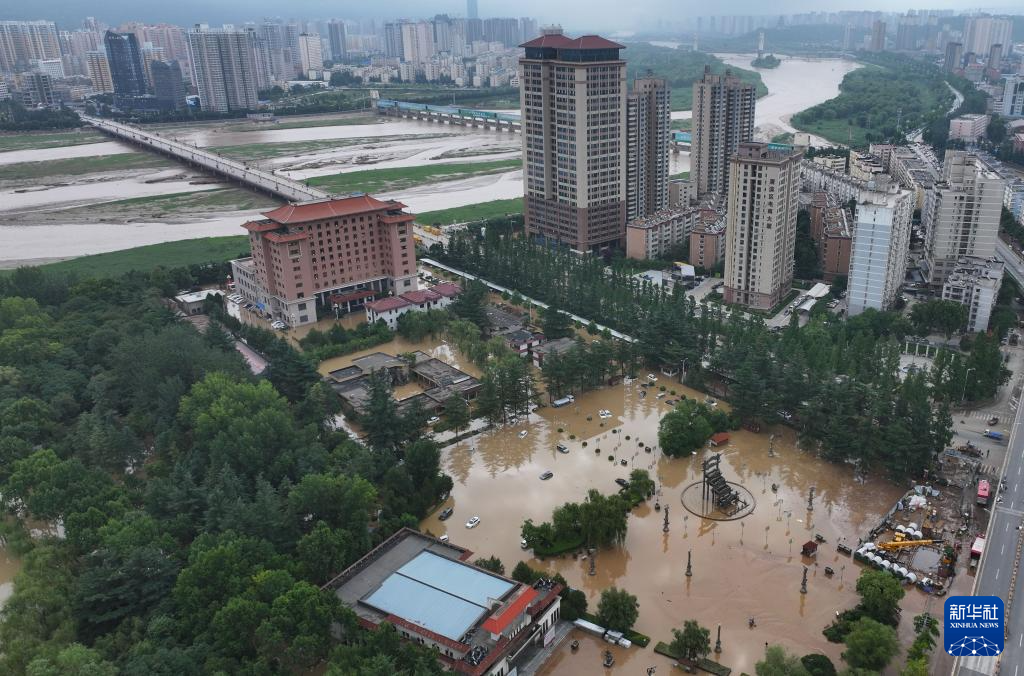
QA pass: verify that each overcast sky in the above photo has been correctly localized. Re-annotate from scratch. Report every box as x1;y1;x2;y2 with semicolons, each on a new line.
6;1;1021;31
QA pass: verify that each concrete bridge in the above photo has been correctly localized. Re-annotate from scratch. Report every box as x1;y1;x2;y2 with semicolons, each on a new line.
81;115;328;202
375;99;521;132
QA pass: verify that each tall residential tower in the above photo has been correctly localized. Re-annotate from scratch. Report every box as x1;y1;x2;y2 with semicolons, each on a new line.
518;30;627;251
723;142;802;310
187;27;260;113
691;66;755;197
626;77;671;221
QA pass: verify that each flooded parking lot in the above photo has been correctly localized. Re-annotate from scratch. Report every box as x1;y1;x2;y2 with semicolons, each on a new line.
420;378;935;674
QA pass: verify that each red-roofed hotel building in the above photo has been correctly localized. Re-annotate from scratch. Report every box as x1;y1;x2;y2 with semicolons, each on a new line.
231;195;417;327
518;29;627;251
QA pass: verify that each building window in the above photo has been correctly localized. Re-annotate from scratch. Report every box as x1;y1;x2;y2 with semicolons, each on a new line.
298;303;307;310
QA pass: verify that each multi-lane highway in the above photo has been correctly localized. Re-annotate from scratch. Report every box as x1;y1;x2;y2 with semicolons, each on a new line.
958;385;1024;676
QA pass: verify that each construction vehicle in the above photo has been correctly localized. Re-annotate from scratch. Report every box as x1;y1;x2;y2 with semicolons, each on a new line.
876;539;940;551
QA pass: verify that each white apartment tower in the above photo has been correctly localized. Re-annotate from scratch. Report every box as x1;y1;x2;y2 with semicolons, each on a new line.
298;33;323;74
924;151;1005;285
518;30;627;251
187;27;260;113
847;184;914;316
723;142;802;310
691;66;756;197
626;77;671;221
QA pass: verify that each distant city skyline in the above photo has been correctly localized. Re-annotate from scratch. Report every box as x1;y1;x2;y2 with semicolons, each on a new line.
2;2;1022;33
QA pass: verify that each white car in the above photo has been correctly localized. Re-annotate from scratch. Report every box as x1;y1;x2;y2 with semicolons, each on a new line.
647;374;658;382
466;516;481;528
427;416;440;425
518;430;528;439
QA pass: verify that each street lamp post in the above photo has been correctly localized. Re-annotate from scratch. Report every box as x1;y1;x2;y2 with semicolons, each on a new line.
962;367;977;403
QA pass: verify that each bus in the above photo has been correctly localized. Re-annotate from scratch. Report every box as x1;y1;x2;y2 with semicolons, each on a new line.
977;479;991;506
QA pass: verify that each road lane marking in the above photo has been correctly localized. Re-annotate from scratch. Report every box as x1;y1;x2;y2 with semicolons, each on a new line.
1003;543;1007;556
1019;633;1022;647
997;568;1001;580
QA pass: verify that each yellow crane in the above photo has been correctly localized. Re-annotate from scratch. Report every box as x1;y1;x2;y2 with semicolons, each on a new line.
876;539;939;551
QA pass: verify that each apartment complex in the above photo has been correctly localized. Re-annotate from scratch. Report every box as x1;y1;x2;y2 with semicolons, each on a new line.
944;42;963;72
626;77;671;221
150;60;185;110
923;151;1005;285
0;20;60;74
809;193;854;282
104;31;148;96
869;20;886;52
519;30;627;251
187;27;260;112
723;142;802;310
949;114;990;142
964;16;1012;59
846;185;914;315
941;256;1004;333
85;51;113;93
625;207;698;260
691;66;756;197
689;211;728;270
232;195;418;327
1004;75;1024;118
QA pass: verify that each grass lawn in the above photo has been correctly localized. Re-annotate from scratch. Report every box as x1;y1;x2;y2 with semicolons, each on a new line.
23;236;250;277
671;118;692;131
0;153;168;181
0;130;104;152
308;159;520;195
416;198;523;225
670;170;690;179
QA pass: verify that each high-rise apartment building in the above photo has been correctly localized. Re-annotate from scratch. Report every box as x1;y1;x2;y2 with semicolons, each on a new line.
924;151;1005;285
298;33;323;74
943;41;963;71
0;20;60;74
869;20;886;52
987;43;1002;71
626;77;670;221
519;30;627;251
151;60;184;110
187;27;259;113
484;18;520;48
1004;75;1024;118
383;21;406;60
467;0;479;20
85;51;113;93
31;58;64;80
723;142;802;310
104;31;148;95
846;185;914;315
964;16;1012;60
18;71;54;106
691;66;756;197
520;18;539;43
400;22;434;64
232;195;418;327
328;21;347;61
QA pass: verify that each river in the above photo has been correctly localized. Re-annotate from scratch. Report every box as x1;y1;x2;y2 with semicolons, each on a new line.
0;55;854;265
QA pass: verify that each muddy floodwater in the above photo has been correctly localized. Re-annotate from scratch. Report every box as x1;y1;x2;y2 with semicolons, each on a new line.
421;379;916;674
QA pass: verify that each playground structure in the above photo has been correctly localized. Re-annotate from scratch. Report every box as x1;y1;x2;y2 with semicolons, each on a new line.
680;452;755;521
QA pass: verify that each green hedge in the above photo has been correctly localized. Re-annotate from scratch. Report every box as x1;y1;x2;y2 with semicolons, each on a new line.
532;535;585;557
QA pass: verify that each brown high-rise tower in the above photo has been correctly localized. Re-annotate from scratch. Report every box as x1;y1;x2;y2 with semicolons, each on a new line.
691;66;755;197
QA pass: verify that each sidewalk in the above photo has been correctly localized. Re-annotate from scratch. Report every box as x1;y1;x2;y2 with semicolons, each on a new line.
515;621;574;676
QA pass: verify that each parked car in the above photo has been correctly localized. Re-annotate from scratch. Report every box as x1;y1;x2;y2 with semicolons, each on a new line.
439;534;449;542
466;516;481;528
427;416;440;425
439;507;453;521
539;471;553;480
521;538;529;550
556;444;569;454
615;478;630;488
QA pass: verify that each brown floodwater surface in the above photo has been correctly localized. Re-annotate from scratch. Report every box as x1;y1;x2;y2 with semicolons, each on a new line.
422;379;912;674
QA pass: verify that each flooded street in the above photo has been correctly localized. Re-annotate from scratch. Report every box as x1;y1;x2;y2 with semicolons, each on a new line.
421;379;921;674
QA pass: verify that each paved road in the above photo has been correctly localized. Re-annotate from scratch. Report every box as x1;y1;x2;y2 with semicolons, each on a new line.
958;384;1024;676
997;240;1024;289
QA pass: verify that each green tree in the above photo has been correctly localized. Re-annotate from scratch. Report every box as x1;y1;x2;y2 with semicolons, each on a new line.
628;469;656;498
855;569;905;625
757;645;811;676
473;556;505;575
658;399;714;456
670;619;711;661
595;587;638;632
901;658;929;676
26;644;117;676
255;582;341;670
449;280;488;329
801;653;837;676
542;304;573;339
842;617;899;671
443;394;471;435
